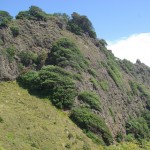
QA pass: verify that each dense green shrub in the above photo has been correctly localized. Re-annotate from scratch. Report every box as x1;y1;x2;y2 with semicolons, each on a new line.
109;107;115;122
124;134;135;142
16;11;30;19
99;39;108;47
53;13;70;23
17;71;40;90
126;117;150;140
138;85;150;110
17;65;76;109
6;47;16;57
37;50;47;67
70;107;113;145
38;66;76;109
105;60;123;88
19;51;38;67
16;6;48;21
142;110;150;129
129;81;150;110
120;59;134;73
115;132;124;142
129;81;138;95
2;46;16;62
0;11;12;27
47;38;88;71
0;116;3;123
19;50;47;68
78;91;101;111
101;48;123;89
29;6;47;21
73;74;83;81
10;26;19;37
67;12;96;38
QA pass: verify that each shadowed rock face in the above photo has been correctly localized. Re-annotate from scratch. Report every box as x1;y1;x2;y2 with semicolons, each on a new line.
0;17;150;140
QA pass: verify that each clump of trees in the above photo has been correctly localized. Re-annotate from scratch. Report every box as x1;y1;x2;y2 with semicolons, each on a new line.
16;6;48;21
78;91;101;111
67;12;96;39
10;26;19;37
0;11;12;27
1;6;97;39
17;65;76;109
126;117;150;141
47;37;88;71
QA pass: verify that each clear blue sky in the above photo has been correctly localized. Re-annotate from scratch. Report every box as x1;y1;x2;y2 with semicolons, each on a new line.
0;0;150;41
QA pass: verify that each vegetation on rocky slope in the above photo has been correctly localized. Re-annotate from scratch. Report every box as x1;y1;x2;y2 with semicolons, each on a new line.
0;6;150;149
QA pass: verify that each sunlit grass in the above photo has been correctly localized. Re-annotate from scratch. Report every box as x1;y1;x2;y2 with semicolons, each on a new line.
0;81;101;150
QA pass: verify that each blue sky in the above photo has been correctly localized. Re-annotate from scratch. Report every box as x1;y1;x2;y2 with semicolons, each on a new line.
1;0;150;41
1;0;150;66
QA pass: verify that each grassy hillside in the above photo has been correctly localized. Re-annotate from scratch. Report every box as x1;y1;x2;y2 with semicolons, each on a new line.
0;81;102;150
0;6;150;149
0;81;150;150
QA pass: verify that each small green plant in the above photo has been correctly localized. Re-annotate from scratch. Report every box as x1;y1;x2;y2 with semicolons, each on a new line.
116;132;124;142
0;116;3;123
83;142;91;150
73;74;83;81
3;46;16;62
65;143;71;149
129;81;150;110
99;80;109;91
109;107;115;122
142;110;150;129
7;133;14;141
86;131;105;145
78;91;101;111
0;39;3;45
106;62;123;88
10;26;19;37
88;69;97;77
17;63;24;72
124;134;135;142
90;77;99;90
129;81;138;95
37;50;47;67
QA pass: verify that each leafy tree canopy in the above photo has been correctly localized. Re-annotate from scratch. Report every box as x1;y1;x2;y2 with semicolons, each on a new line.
0;11;13;27
67;12;96;39
16;6;48;21
17;65;76;109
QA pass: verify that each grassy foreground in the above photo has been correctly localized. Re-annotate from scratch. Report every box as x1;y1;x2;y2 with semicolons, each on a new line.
0;81;150;150
0;81;102;150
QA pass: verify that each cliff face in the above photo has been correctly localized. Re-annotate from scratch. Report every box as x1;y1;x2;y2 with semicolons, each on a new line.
0;17;150;140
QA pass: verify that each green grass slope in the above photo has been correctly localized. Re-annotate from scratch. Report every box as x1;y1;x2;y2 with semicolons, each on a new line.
0;81;102;150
